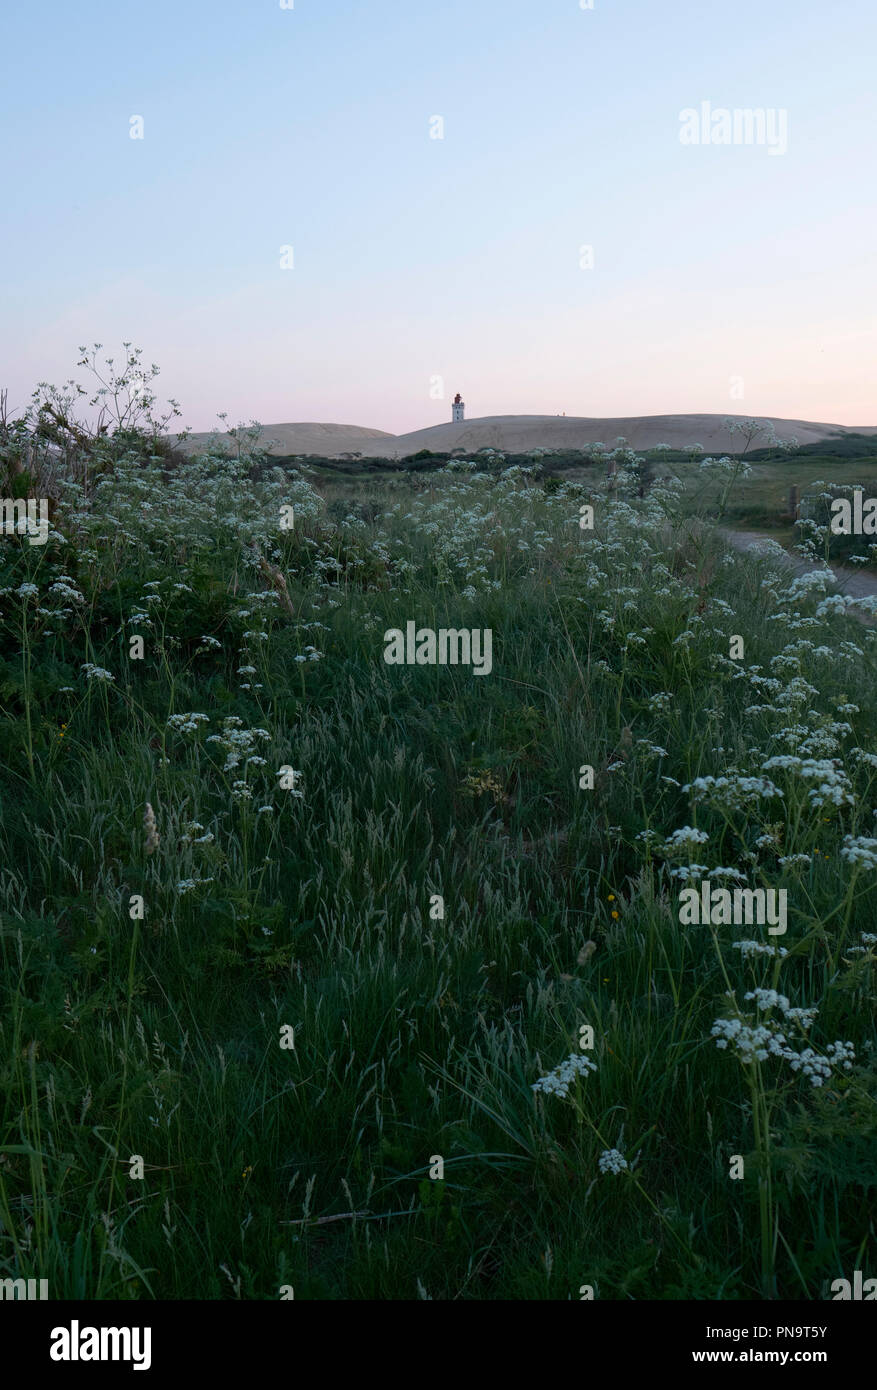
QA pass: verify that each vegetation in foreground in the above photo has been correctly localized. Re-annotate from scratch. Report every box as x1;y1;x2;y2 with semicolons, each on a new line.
1;353;876;1299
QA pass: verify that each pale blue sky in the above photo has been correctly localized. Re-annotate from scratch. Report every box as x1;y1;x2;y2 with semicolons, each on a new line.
2;0;875;432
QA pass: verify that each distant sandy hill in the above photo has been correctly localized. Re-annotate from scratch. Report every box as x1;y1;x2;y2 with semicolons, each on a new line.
178;414;877;460
179;421;395;457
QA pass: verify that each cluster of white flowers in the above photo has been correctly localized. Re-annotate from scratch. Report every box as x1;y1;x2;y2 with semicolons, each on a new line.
840;835;877;870
669;863;710;881
378;463;581;594
732;940;788;960
743;990;817;1026
791;1041;856;1084
176;876;215;895
663;826;709;848
81;663;115;683
167;712;210;734
532;1053;597;1099
179;822;214;845
205;716;271;773
598;1149;629;1174
762;755;854;809
74;451;324;560
635;740;667;759
754;831;781;850
48;579;85;604
647;691;672;713
712;1017;775;1062
712;1002;855;1087
815;594;857;619
786;570;834;602
683;775;782;810
847;932;877;956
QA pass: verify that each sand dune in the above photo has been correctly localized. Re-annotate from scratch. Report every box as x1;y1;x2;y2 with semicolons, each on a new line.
179;421;395;457
177;413;877;460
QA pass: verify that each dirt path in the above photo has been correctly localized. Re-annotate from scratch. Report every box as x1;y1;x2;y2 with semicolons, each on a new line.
722;528;877;600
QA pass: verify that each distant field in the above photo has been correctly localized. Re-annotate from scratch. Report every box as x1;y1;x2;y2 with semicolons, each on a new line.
701;445;877;530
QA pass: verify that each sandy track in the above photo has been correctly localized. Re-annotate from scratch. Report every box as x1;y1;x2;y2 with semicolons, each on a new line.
722;528;877;600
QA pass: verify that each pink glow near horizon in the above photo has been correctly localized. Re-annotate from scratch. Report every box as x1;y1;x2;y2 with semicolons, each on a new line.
4;1;876;436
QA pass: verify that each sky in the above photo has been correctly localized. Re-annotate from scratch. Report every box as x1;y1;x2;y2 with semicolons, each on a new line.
2;0;875;435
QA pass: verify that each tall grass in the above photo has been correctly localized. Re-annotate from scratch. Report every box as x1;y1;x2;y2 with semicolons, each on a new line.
0;431;875;1299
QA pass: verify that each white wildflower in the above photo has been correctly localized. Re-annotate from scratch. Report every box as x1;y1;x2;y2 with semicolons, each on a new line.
532;1053;597;1099
598;1149;629;1175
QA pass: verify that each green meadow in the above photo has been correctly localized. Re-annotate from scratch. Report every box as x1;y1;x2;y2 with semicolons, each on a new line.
284;431;877;559
1;382;876;1300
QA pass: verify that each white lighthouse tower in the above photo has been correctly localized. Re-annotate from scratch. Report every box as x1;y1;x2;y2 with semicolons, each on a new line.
452;392;465;423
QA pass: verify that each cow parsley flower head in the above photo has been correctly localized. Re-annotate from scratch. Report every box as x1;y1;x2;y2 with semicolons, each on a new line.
683;774;782;810
176;876;215;894
732;939;788;960
167;712;210;734
669;863;710;881
841;835;877;870
743;990;817;1027
664;826;710;848
532;1053;597;1099
712;999;854;1086
711;1017;775;1062
49;581;85;603
598;1148;629;1174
